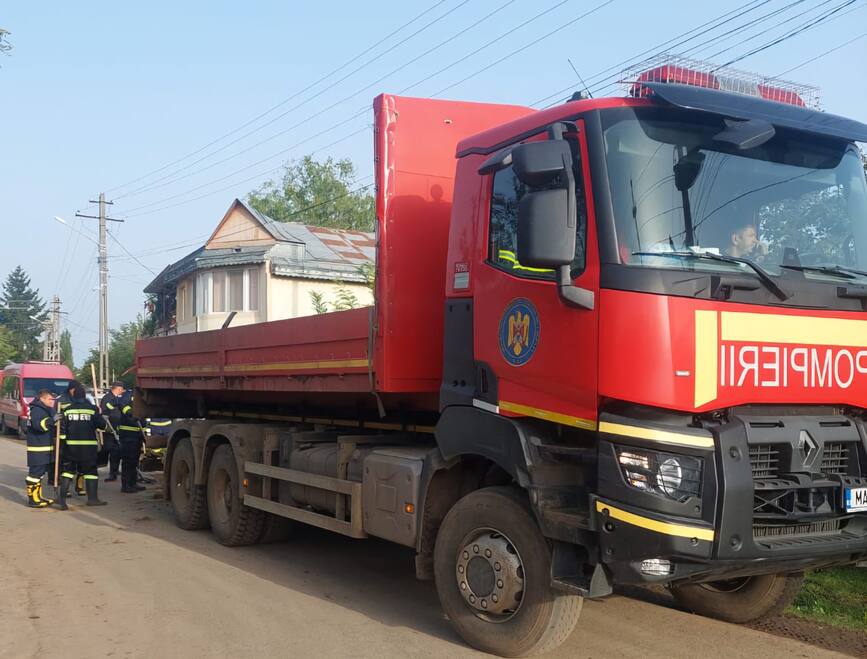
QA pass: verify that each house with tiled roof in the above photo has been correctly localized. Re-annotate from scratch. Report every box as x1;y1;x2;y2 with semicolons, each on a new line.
143;198;374;334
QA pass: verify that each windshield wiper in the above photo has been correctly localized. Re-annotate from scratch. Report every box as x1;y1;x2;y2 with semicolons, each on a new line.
632;251;790;301
779;264;867;280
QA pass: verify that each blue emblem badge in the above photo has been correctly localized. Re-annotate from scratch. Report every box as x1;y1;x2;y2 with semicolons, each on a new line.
499;298;540;366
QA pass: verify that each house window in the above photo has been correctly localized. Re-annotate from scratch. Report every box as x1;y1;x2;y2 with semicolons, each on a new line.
227;270;244;311
201;267;260;313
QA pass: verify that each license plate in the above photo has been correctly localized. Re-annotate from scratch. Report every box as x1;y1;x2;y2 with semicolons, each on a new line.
844;487;867;512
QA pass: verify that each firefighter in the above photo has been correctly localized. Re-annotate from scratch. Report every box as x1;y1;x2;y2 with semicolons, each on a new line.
58;382;108;510
100;381;125;482
117;405;146;494
25;389;57;508
54;380;86;497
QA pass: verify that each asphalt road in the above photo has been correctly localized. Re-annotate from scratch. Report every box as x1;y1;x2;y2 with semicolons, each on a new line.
0;437;851;659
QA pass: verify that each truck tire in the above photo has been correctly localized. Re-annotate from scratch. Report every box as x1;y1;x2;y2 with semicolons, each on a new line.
0;415;8;435
170;438;209;530
207;444;265;546
433;486;582;657
670;572;805;623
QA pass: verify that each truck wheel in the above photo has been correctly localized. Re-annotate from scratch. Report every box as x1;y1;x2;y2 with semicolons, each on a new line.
170;438;209;530
17;419;26;440
434;486;582;657
207;444;265;546
670;572;805;623
0;415;7;435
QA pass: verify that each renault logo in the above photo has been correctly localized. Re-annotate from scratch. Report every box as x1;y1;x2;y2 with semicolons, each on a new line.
797;430;820;468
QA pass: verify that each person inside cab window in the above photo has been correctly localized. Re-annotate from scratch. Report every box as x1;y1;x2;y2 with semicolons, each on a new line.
726;222;768;261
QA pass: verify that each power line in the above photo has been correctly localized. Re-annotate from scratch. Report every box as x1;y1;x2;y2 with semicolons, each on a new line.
105;0;449;196
116;0;612;217
715;0;858;69
106;229;157;275
113;0;473;201
529;0;772;107
776;30;867;76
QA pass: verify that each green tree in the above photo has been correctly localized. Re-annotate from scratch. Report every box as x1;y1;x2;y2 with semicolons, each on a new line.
248;155;374;231
77;316;147;388
0;266;47;361
60;329;74;369
0;325;15;366
0;28;11;59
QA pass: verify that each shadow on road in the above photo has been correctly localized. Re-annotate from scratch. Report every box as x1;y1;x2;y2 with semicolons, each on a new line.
0;458;462;649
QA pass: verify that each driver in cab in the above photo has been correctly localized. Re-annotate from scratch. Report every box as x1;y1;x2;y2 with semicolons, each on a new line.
726;222;769;261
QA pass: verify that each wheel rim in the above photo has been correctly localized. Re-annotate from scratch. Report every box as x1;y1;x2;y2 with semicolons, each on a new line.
212;467;233;524
699;577;752;593
455;527;525;622
175;459;191;504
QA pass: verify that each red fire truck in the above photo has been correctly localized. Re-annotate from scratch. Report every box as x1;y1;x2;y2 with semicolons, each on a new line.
136;57;867;656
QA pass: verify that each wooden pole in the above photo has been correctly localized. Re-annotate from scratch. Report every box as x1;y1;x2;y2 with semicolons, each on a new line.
53;412;62;489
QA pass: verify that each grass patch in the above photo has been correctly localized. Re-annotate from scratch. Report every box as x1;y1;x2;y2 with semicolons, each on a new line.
788;567;867;631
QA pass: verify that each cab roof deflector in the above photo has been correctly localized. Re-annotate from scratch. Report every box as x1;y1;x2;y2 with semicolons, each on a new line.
643;82;867;143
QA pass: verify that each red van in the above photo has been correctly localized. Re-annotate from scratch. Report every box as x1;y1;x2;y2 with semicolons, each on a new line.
0;362;75;439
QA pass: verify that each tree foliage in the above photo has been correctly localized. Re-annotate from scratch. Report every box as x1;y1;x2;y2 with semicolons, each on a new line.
248;155;374;231
0;325;15;366
0;266;47;361
60;329;74;369
77;316;147;388
0;28;11;58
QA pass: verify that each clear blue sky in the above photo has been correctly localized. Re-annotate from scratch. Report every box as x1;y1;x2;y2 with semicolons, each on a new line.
2;0;865;364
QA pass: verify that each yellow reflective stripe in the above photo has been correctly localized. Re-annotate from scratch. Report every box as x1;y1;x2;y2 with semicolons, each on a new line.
499;400;596;430
65;409;94;415
25;476;41;483
65;440;98;445
598;421;715;449
497;249;554;273
118;425;141;432
59;435;66;440
150;421;171;426
27;446;53;452
105;403;115;409
596;500;715;542
61;472;75;479
122;406;132;414
83;474;99;480
39;417;50;431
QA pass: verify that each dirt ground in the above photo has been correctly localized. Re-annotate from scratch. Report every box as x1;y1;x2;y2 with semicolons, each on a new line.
0;437;862;659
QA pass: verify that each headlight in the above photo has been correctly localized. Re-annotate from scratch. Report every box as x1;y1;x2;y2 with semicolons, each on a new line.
616;447;702;502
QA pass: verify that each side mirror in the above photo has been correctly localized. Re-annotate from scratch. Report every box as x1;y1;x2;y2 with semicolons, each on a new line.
517;189;575;268
512;140;572;187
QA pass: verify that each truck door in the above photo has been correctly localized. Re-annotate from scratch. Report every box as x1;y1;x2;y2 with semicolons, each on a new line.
474;121;600;430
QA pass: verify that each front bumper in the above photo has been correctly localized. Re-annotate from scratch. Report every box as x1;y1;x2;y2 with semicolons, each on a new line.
595;411;867;585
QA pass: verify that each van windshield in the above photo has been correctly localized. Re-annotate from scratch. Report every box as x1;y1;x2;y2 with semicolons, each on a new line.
23;378;71;398
602;107;867;285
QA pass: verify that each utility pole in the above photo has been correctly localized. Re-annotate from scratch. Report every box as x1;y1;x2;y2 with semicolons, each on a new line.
76;192;123;395
42;295;61;363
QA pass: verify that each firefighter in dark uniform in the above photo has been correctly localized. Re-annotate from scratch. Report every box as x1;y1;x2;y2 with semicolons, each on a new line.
100;381;125;482
58;383;107;510
25;389;57;508
117;399;146;493
54;380;86;497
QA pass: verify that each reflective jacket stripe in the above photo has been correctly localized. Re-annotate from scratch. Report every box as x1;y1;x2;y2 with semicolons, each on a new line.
65;409;95;415
66;440;98;445
118;425;141;432
39;417;50;431
122;406;132;414
27;446;53;452
150;421;171;426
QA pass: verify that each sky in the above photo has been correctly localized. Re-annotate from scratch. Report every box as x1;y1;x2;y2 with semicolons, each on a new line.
1;0;866;365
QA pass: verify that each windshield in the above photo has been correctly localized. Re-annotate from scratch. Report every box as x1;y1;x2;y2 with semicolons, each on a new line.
23;378;70;398
603;108;867;281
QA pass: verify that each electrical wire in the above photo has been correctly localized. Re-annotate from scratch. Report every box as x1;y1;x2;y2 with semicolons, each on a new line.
775;30;866;76
113;0;473;201
105;0;449;196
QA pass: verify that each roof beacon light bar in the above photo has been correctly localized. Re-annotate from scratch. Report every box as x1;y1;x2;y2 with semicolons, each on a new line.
622;54;820;109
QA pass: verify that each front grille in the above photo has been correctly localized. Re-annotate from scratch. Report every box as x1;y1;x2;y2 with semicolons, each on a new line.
754;518;842;539
820;442;850;474
749;444;780;479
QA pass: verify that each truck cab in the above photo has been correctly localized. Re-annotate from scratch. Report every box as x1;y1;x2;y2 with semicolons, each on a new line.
439;59;867;610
